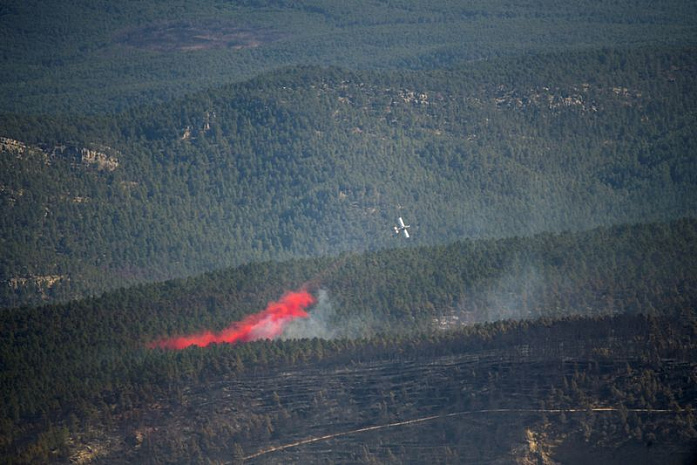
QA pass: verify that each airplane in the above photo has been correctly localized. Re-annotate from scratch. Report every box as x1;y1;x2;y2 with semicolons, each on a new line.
393;217;410;238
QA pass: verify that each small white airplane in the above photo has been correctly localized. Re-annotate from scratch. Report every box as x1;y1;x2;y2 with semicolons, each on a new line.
393;217;410;238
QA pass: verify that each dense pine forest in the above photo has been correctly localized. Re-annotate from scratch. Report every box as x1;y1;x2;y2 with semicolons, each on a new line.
2;0;695;115
2;47;696;307
1;0;696;463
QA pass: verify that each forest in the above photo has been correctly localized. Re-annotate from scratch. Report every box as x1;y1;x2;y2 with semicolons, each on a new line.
1;0;695;115
1;0;696;463
1;219;696;463
2;47;696;308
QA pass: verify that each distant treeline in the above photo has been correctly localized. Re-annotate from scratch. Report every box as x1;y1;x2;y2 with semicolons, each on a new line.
1;0;694;114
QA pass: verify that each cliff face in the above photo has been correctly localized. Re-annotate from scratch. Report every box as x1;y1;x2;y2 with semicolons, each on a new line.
1;137;120;171
1;137;123;306
80;148;119;171
0;137;28;155
9;275;67;298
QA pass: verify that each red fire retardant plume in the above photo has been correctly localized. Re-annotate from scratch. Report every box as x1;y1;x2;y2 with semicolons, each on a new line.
148;290;315;350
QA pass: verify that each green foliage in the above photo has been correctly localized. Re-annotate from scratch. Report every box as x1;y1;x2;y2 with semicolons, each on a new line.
2;48;696;307
0;0;695;114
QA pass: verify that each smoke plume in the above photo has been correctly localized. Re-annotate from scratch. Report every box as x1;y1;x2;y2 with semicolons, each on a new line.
281;289;372;339
280;289;336;339
148;289;315;350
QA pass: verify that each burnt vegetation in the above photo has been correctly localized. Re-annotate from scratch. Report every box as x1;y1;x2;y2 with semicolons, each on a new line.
1;220;697;463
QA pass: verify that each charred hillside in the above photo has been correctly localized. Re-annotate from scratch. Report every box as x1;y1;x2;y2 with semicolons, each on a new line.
1;219;696;463
48;315;697;464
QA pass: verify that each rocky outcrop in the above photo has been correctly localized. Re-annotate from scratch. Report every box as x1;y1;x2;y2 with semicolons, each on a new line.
80;148;119;171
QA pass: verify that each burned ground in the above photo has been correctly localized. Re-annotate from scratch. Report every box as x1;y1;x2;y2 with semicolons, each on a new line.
82;322;697;464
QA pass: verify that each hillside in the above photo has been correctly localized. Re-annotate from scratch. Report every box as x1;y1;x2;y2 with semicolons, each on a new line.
1;219;696;463
2;48;696;307
4;313;697;464
62;318;697;464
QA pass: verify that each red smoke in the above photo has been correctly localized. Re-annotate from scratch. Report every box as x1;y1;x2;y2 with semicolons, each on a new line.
148;289;315;350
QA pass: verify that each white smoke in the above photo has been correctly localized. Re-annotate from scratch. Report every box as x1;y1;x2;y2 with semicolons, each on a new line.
483;265;545;322
280;289;338;340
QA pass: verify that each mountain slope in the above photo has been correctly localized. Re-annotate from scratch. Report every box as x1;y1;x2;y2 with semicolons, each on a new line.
2;48;696;307
1;218;696;463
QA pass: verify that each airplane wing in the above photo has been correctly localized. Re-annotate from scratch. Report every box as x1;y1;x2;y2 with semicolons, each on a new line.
398;217;406;228
403;229;410;238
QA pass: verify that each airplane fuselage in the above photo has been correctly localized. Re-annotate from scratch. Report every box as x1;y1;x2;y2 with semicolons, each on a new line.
394;217;410;238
